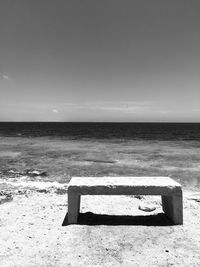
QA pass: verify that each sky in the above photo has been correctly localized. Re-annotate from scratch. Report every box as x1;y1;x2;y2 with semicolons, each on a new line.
0;0;200;122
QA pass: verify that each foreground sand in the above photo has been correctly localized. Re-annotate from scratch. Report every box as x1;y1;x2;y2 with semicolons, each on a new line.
1;190;200;267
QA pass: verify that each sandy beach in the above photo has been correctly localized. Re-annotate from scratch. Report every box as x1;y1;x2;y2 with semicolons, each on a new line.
1;137;200;266
1;189;200;266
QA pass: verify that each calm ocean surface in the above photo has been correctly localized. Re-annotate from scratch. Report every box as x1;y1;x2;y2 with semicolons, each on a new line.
0;122;200;140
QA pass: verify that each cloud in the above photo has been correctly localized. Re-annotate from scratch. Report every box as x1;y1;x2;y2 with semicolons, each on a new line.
97;105;149;113
82;101;153;114
0;72;9;80
2;75;9;80
51;101;154;114
52;109;59;113
192;108;200;112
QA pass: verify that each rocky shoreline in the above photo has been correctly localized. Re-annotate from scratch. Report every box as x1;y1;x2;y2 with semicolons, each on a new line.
0;168;69;206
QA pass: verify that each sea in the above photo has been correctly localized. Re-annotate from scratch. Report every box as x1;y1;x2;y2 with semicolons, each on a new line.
0;122;200;140
1;122;200;190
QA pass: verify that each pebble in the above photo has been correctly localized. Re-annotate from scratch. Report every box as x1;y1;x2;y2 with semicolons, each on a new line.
138;204;156;212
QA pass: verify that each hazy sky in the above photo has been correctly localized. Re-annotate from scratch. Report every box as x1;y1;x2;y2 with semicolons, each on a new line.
0;0;200;122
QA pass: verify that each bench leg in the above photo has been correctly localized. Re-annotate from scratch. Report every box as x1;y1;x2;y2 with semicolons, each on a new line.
161;191;183;225
68;193;81;224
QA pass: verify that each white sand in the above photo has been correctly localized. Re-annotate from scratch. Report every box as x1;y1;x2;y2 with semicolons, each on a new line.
0;190;200;266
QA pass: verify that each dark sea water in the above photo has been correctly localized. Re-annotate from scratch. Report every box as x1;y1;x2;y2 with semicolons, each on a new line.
0;122;200;140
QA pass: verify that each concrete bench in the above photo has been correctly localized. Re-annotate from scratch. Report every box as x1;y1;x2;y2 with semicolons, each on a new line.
67;176;183;225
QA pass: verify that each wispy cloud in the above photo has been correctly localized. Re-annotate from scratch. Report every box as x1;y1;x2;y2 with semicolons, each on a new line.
2;101;173;116
95;101;151;113
0;72;9;80
75;101;153;114
192;108;200;112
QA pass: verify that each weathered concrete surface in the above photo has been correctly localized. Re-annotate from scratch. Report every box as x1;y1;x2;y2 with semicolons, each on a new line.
67;177;183;225
68;193;80;224
68;177;182;195
162;192;183;224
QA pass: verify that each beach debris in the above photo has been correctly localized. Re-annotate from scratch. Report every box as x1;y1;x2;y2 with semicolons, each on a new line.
1;169;22;178
138;203;156;212
83;157;116;164
14;189;31;196
0;192;13;204
36;189;49;193
8;169;20;174
1;169;39;177
0;169;48;178
187;193;200;203
25;169;47;177
134;195;145;200
55;187;68;195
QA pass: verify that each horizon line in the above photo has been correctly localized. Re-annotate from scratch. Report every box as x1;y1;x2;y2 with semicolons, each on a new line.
0;121;200;124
